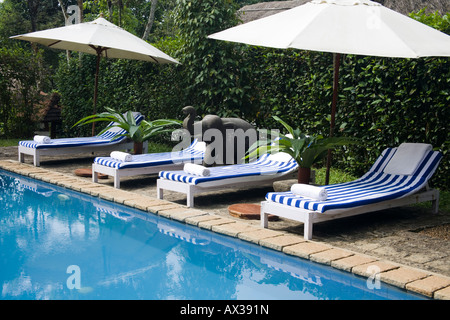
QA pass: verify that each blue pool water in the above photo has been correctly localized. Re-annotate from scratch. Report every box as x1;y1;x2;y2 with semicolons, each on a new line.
0;170;426;300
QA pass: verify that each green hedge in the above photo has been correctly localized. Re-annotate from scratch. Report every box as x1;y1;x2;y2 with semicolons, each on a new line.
0;45;46;138
251;49;449;189
54;52;184;138
52;5;449;190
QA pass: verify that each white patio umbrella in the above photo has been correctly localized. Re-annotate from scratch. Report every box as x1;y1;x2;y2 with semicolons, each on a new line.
11;17;179;135
208;0;450;184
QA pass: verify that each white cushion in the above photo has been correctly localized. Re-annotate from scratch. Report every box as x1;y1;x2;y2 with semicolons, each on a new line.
383;143;432;175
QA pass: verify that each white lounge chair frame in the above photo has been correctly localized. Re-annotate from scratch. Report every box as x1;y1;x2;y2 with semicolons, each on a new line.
18;112;144;167
157;171;297;208
92;141;205;189
261;186;439;240
261;144;442;240
18;140;144;167
157;153;298;208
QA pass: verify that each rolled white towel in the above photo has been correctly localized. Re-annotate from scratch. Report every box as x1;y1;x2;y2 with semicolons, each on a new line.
110;151;133;162
291;183;328;201
184;163;210;177
34;135;51;144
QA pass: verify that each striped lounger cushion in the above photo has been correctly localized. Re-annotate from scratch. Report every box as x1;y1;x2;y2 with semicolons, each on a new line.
159;154;298;185
93;141;205;170
19;114;143;149
265;148;442;214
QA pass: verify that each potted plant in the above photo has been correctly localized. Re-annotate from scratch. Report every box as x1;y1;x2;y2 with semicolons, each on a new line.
247;116;356;184
73;107;181;154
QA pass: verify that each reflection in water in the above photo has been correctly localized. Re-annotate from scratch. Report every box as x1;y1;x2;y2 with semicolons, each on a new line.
0;170;425;300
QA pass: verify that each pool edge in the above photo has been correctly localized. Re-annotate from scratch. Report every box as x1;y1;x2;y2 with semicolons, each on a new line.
1;159;449;300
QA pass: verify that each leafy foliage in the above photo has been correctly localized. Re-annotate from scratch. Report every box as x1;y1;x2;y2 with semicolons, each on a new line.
0;45;48;138
247;116;356;168
73;107;181;143
174;0;255;118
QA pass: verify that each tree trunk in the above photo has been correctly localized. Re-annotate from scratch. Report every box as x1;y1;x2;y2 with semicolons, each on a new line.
27;0;39;32
77;0;84;63
107;0;113;19
118;0;123;27
297;167;311;184
77;0;83;22
142;0;158;40
57;0;71;62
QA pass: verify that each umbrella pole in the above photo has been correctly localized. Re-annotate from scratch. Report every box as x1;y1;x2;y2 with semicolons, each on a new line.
325;52;341;185
92;53;101;136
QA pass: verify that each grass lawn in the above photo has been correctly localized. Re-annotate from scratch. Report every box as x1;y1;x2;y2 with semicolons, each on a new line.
0;139;21;147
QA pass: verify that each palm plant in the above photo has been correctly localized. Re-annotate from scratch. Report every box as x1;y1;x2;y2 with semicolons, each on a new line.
73;107;181;154
247;116;356;184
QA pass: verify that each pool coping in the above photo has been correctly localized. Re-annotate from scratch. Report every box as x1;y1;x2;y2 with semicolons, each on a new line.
1;159;449;300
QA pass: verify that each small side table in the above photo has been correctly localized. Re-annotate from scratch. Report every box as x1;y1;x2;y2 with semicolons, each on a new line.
228;203;278;221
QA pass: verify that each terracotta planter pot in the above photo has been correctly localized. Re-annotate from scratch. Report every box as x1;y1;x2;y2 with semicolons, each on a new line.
134;141;144;155
297;167;311;184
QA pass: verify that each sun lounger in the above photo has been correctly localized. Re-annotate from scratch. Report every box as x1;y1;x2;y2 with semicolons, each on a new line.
157;152;298;207
92;139;206;188
18;112;145;166
261;143;442;240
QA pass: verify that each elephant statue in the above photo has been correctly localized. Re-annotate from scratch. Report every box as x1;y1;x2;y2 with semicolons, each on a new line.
181;106;258;166
182;106;197;137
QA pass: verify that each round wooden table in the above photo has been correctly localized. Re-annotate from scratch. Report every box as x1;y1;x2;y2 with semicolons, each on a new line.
74;168;108;179
228;203;278;221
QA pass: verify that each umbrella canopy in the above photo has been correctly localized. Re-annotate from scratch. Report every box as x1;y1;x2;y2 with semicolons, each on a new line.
11;17;178;63
208;0;450;183
210;0;450;58
11;17;179;135
237;0;450;24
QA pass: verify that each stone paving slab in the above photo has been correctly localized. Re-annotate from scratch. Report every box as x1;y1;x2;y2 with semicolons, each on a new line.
147;202;182;214
212;221;260;237
352;260;399;278
158;207;207;222
123;197;173;211
259;235;306;251
309;248;355;265
406;275;450;298
79;185;116;196
283;241;333;259
380;267;430;289
103;190;144;204
65;180;100;192
36;172;72;183
330;254;378;272
184;214;222;226
238;228;285;244
198;217;236;230
1;160;450;300
434;285;450;300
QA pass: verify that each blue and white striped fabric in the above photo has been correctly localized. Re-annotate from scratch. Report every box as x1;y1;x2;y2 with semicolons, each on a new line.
19;113;144;149
159;153;298;185
94;139;205;169
265;147;442;214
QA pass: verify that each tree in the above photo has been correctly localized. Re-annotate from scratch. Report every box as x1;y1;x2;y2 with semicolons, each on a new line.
142;0;157;40
174;0;254;118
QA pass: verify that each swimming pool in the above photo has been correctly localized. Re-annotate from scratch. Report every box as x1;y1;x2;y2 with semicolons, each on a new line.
0;170;426;300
